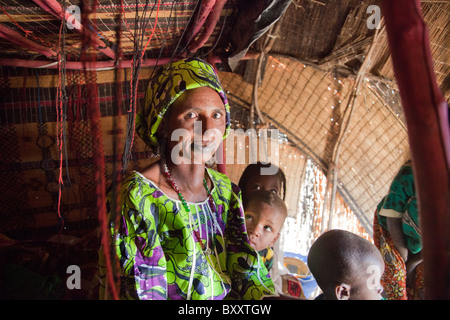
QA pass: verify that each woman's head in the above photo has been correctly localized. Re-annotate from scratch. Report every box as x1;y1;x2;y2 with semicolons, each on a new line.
136;58;231;163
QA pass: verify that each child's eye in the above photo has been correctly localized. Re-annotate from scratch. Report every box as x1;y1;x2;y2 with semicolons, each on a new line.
253;185;261;190
264;225;273;232
245;214;252;221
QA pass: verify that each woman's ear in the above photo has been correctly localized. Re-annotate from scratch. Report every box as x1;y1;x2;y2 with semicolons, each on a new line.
158;117;169;139
335;283;351;300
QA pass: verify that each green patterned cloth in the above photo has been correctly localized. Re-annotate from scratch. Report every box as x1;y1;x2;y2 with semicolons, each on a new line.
377;163;422;254
99;169;275;300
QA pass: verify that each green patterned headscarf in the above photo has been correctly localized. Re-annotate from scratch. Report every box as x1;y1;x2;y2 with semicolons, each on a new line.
136;58;231;148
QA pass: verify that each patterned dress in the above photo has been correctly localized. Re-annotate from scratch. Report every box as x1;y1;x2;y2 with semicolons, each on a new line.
258;247;275;272
373;163;424;300
99;169;275;300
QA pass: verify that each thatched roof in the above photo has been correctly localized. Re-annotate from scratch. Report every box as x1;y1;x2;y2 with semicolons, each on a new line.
0;0;448;238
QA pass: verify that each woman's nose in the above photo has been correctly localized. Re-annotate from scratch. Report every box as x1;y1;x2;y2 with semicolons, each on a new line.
202;119;221;140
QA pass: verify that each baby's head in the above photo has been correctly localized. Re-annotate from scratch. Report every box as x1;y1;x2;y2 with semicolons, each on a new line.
307;229;384;300
243;190;288;251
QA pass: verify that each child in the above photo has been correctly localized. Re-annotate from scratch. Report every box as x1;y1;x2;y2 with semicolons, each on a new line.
238;162;301;298
238;162;286;203
243;190;288;271
307;229;385;300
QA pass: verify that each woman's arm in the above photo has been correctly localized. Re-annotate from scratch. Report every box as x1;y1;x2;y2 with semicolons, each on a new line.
386;217;408;263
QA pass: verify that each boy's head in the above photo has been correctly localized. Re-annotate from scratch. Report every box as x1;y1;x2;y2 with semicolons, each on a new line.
307;229;384;300
238;162;286;201
243;190;288;251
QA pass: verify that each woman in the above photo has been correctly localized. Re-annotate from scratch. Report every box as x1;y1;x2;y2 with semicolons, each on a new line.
373;160;424;300
99;58;275;300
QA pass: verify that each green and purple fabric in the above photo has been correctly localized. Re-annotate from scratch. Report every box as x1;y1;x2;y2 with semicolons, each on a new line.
101;169;275;300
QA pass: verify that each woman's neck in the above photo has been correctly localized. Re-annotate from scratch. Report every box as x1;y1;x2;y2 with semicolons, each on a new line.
162;155;207;194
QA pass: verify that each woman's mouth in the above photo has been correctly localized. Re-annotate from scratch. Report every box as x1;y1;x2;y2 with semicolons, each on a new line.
191;142;216;154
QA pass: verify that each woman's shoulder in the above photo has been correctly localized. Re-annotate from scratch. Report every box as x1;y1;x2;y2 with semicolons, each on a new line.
207;167;231;182
120;170;163;200
207;168;241;193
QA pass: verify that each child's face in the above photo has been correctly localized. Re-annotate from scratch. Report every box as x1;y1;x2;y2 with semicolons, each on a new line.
349;252;385;300
242;174;281;197
244;202;285;251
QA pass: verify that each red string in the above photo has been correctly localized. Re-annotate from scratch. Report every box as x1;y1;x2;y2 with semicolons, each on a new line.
126;0;161;159
140;0;161;59
0;5;54;48
56;18;64;227
119;0;134;41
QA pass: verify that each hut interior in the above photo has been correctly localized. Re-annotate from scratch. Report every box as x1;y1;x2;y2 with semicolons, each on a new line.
0;0;449;300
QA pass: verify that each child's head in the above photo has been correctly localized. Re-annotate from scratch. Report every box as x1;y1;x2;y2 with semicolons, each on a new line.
243;190;288;251
307;229;384;300
238;162;286;201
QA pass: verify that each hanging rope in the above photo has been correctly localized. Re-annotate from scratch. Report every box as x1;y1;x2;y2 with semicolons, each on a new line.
56;2;67;238
122;0;161;173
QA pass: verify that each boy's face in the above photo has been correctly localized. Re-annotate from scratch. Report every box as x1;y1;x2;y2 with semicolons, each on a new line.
348;252;385;300
244;202;286;251
242;174;281;197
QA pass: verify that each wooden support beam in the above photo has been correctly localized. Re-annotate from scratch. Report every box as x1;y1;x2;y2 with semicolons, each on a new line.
31;0;116;59
382;0;450;299
0;24;56;58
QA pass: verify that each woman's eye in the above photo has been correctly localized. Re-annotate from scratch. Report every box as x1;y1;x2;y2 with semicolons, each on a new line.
212;112;223;119
185;112;197;119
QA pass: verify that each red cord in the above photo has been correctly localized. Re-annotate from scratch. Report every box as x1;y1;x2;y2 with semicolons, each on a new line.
127;0;161;158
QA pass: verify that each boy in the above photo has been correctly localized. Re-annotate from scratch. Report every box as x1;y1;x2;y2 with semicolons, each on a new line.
307;229;385;300
243;190;288;271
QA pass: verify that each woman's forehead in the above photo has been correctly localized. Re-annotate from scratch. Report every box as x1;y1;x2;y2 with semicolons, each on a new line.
171;87;225;111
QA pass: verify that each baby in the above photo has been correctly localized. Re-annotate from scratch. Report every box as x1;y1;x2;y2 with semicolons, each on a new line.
243;190;288;271
307;229;385;300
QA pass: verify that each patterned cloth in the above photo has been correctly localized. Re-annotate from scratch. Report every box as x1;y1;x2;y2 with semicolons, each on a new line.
373;162;424;300
135;57;231;148
258;247;275;272
99;169;275;300
376;163;421;254
373;213;408;300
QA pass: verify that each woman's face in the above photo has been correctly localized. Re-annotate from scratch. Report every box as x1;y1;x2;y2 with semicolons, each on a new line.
164;87;226;164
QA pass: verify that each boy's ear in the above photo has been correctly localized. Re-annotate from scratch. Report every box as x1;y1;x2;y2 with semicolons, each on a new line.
269;233;280;248
335;283;351;300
